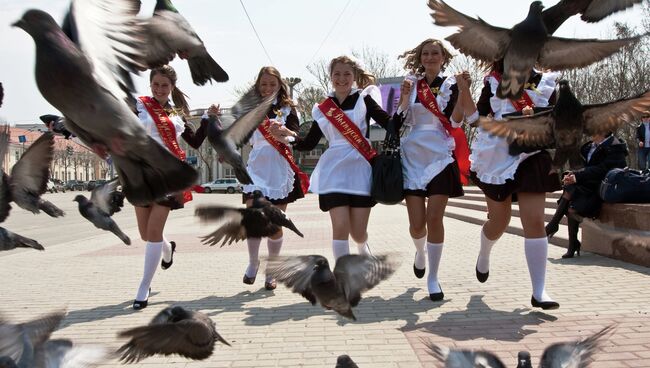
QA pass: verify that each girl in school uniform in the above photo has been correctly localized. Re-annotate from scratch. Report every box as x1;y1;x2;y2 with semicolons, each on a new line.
272;56;407;260
470;60;561;309
240;66;308;290
396;39;478;301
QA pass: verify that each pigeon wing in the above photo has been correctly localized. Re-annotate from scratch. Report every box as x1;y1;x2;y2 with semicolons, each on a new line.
10;133;54;198
421;339;507;368
224;93;276;149
195;206;244;223
582;90;650;136
89;178;122;215
478;113;555;147
334;254;399;307
538;34;645;71
582;0;643;22
200;221;247;247
117;320;214;363
266;255;325;305
539;325;614;368
37;339;107;368
70;0;145;103
428;0;510;63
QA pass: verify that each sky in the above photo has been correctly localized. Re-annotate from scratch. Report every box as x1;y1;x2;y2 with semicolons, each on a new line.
0;0;644;124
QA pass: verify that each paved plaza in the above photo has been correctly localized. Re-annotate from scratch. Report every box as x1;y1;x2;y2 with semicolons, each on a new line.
0;190;648;367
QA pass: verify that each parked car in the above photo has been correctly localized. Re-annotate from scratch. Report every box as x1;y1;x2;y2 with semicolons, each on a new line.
200;178;242;194
65;180;86;191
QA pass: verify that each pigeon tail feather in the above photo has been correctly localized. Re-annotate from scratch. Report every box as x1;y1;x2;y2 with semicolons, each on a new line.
187;56;229;85
38;200;65;217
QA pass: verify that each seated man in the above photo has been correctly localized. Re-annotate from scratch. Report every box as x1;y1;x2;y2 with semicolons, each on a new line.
545;132;628;258
637;115;650;170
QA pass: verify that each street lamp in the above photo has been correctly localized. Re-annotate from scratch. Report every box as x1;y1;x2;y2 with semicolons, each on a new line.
284;77;301;99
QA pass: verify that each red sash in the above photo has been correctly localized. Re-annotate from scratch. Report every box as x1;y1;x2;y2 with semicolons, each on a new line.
416;78;470;185
317;98;377;162
488;71;535;111
139;96;192;203
258;117;310;195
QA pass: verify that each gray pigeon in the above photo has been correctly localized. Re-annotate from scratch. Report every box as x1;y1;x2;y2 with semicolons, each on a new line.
206;89;276;185
428;0;645;100
266;254;399;321
336;355;359;368
73;178;130;245
0;130;64;218
195;190;303;247
479;80;650;171
139;0;229;85
539;325;614;368
0;227;44;252
423;338;507;368
13;3;198;207
516;351;532;368
117;306;230;363
542;0;644;34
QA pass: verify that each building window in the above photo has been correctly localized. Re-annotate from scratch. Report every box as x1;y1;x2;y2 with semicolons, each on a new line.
223;168;235;178
14;151;19;162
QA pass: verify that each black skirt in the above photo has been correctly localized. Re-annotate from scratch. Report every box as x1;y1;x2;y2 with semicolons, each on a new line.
242;173;305;205
564;184;601;219
140;193;184;210
404;161;464;198
318;193;376;212
471;151;561;202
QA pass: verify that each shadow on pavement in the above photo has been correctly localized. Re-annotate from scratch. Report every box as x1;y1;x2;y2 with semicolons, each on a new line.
548;254;650;276
402;294;557;342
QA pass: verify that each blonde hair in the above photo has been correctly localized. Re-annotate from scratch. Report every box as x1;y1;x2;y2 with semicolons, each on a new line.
254;66;294;107
150;65;190;116
329;55;376;89
398;39;454;75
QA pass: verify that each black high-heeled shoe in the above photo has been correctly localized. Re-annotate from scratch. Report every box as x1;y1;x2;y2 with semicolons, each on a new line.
133;288;151;310
413;253;425;279
531;296;559;310
545;222;559;239
561;240;581;258
429;284;444;302
161;241;176;270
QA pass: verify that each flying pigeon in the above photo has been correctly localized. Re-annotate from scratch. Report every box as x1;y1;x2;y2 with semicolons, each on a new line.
195;190;303;247
139;0;229;85
117;306;230;363
0;130;64;218
479;80;650;171
0;227;44;252
266;254;399;320
206;89;276;185
0;310;106;368
423;325;614;367
73;178;130;245
336;355;359;368
428;0;645;99
543;0;644;34
13;3;198;207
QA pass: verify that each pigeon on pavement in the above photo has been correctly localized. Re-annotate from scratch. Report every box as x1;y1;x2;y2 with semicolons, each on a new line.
117;306;230;363
428;0;645;99
196;190;303;247
266;254;399;320
14;3;198;207
479;80;650;171
335;355;359;368
73;178;130;245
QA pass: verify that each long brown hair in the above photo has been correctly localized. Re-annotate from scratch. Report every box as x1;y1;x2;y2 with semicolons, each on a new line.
398;38;454;75
329;56;376;89
149;65;190;116
254;66;294;107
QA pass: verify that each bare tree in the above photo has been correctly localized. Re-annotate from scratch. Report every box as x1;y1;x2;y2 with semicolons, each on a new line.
295;85;326;122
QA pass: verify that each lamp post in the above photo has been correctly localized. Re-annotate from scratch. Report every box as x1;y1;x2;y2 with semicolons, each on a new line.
284;77;302;99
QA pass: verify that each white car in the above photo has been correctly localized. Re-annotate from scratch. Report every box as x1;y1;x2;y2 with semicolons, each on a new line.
200;178;243;194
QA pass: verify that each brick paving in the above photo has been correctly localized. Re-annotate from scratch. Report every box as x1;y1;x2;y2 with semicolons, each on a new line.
0;191;648;367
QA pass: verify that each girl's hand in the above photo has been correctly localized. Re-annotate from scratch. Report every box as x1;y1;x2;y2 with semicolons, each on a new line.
269;122;296;143
522;106;534;116
399;79;413;111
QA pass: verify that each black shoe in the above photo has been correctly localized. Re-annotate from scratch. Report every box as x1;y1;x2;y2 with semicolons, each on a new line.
264;280;277;290
429;285;444;301
531;296;559;310
133;288;150;310
475;263;489;283
413;253;425;279
562;240;581;259
545;222;559;239
161;241;176;270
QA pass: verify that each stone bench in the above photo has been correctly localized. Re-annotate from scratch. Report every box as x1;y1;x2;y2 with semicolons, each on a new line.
581;203;650;267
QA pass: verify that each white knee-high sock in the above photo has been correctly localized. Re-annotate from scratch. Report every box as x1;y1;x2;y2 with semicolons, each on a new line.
245;237;261;278
476;228;498;274
332;239;349;260
136;241;163;301
524;237;554;302
426;242;444;294
265;237;283;282
161;236;172;263
355;240;372;256
412;235;427;270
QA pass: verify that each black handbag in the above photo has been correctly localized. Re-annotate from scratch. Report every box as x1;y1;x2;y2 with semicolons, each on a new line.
371;122;404;205
599;168;650;203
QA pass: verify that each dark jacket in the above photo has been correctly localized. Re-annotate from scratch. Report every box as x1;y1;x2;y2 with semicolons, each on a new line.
637;123;648;144
574;135;628;190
